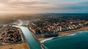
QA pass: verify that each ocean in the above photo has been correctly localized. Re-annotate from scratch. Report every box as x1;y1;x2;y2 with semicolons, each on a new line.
43;31;88;49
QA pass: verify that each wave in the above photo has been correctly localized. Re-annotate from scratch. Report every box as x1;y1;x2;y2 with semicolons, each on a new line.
41;37;55;43
41;33;77;43
66;33;77;36
41;31;88;43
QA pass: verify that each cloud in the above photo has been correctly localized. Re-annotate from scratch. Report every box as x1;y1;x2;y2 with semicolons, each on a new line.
0;0;88;14
0;0;58;14
62;2;88;13
43;1;88;13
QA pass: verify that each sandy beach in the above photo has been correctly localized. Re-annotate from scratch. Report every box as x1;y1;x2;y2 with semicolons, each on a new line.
38;26;88;41
0;43;30;49
59;26;88;36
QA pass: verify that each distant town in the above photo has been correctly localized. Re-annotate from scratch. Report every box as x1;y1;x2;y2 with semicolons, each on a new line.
29;17;88;40
0;14;88;49
0;15;88;40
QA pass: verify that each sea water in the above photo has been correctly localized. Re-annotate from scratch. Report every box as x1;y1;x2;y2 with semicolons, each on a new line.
43;31;88;49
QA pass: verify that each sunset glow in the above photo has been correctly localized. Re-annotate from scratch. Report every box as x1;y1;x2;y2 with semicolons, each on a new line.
0;0;88;14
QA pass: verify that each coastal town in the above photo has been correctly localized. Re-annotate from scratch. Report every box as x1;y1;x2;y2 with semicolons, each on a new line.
0;25;29;49
0;16;88;49
0;16;88;40
0;0;88;49
29;19;88;40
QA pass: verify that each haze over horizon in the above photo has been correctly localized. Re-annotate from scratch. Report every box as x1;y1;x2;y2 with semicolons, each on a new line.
0;0;88;15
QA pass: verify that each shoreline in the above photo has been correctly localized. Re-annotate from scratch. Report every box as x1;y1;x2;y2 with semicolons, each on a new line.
59;26;88;36
39;26;88;41
40;31;88;43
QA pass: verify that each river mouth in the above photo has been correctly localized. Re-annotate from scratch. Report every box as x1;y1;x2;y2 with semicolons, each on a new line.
43;31;88;49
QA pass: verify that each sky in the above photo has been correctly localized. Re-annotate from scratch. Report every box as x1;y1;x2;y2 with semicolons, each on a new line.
0;0;88;14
